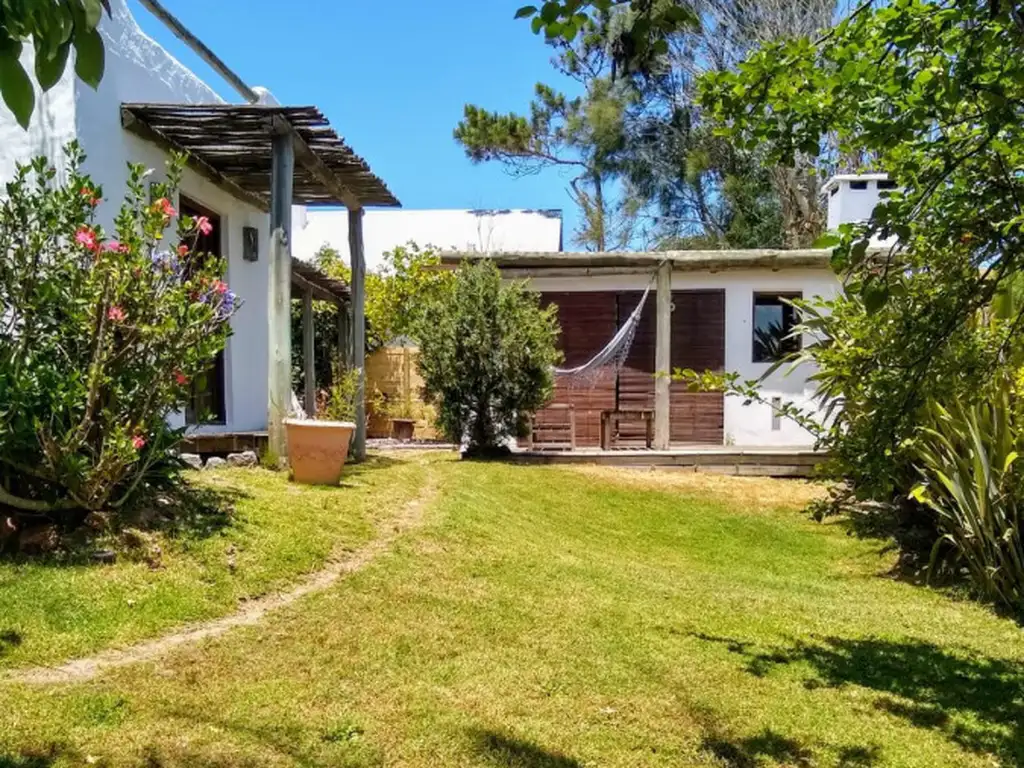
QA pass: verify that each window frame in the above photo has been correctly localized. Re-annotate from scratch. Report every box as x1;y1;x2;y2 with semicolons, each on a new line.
752;292;803;364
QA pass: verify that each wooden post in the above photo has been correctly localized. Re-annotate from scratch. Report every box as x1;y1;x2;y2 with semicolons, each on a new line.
348;207;367;461
302;288;316;418
654;261;672;450
267;131;294;461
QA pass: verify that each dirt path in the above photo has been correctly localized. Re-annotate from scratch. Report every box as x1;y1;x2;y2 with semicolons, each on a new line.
4;463;439;687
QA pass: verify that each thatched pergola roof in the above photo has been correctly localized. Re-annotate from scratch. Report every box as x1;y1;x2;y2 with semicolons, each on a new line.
121;103;400;211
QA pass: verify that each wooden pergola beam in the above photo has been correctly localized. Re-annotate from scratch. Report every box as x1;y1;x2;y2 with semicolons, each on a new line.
271;115;362;211
291;268;344;305
121;108;270;213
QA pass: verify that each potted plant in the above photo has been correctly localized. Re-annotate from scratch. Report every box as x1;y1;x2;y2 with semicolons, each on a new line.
284;366;359;485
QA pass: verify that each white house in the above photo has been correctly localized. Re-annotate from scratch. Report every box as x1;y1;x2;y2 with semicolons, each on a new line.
0;0;399;458
442;177;893;450
292;207;564;272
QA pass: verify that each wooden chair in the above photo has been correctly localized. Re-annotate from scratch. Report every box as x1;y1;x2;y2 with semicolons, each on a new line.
600;409;654;450
526;404;576;451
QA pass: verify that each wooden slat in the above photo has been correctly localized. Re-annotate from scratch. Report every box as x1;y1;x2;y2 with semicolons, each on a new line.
670;290;725;445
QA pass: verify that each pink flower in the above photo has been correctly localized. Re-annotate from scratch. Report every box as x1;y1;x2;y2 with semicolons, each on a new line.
174;371;189;386
80;186;92;197
107;306;125;322
104;240;129;254
195;216;213;236
75;226;98;252
154;197;176;217
88;196;100;208
132;435;146;450
212;279;229;295
177;244;190;257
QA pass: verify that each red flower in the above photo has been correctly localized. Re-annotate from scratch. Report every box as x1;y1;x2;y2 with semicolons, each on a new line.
177;244;190;257
75;226;98;252
79;186;92;197
132;435;147;450
195;216;213;236
107;306;125;322
89;196;101;207
212;279;229;295
174;371;189;386
154;197;176;217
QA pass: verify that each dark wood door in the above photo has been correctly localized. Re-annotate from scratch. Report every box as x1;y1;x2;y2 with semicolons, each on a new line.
180;197;226;426
540;292;617;447
670;290;725;444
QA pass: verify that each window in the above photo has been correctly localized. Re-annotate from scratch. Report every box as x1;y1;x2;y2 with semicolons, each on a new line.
752;293;801;363
850;180;868;190
877;179;898;190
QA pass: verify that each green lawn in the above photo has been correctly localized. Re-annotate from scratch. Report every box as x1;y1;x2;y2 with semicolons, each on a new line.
0;454;428;669
2;453;1023;767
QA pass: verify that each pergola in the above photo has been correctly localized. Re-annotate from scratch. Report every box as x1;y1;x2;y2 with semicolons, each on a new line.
122;102;401;461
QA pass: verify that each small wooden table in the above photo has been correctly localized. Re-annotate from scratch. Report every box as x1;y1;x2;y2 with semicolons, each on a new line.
601;409;654;450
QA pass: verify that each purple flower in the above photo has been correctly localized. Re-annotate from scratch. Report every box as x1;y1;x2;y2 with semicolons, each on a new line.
217;289;237;320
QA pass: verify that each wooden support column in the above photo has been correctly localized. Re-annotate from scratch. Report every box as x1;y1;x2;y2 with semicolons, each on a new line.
302;288;316;418
267;131;294;461
349;207;367;461
654;261;672;450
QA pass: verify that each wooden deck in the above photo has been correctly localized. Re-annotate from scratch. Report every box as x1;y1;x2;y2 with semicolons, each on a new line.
509;446;825;478
179;431;268;455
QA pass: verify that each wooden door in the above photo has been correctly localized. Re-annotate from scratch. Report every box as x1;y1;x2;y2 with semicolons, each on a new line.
670;290;725;444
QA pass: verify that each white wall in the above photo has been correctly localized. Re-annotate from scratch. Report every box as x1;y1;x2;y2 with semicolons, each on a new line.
293;207;564;272
527;269;841;448
0;47;79;185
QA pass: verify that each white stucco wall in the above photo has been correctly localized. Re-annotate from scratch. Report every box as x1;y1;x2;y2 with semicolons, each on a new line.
293;207;564;272
0;46;79;185
527;269;841;448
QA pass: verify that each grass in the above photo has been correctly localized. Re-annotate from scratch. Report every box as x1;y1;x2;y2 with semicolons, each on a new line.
0;454;428;669
2;453;1023;767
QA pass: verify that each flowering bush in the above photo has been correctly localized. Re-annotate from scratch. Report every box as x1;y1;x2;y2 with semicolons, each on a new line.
0;144;238;517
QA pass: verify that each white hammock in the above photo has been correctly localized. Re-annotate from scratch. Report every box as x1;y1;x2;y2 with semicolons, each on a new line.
553;284;652;385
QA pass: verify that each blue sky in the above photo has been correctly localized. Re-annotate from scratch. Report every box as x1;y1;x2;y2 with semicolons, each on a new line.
128;0;583;240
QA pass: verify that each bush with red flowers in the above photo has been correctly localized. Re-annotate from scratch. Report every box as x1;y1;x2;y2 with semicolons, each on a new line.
0;144;239;520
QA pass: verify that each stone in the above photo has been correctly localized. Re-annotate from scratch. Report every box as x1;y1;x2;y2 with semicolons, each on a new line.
91;549;117;565
225;450;258;468
19;524;59;554
204;456;227;470
179;453;203;470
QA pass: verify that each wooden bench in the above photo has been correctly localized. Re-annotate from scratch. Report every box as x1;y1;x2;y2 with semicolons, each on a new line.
601;409;654;450
526;404;576;451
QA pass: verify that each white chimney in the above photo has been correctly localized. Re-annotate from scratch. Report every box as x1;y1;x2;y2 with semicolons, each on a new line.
821;174;897;230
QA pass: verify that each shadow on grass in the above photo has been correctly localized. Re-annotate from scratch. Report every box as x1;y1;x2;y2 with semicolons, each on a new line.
699;727;816;767
0;743;82;767
469;729;583;767
0;481;249;568
692;632;1024;763
0;630;23;658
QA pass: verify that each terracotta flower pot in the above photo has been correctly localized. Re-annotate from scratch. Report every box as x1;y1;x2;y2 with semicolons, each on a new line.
284;419;355;486
390;418;416;442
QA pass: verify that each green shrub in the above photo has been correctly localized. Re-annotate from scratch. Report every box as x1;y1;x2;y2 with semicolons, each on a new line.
317;364;360;423
0;145;237;517
911;378;1024;612
415;261;561;453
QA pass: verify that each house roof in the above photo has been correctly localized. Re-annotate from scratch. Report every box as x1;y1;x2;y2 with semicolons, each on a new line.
440;248;833;273
121;103;400;210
